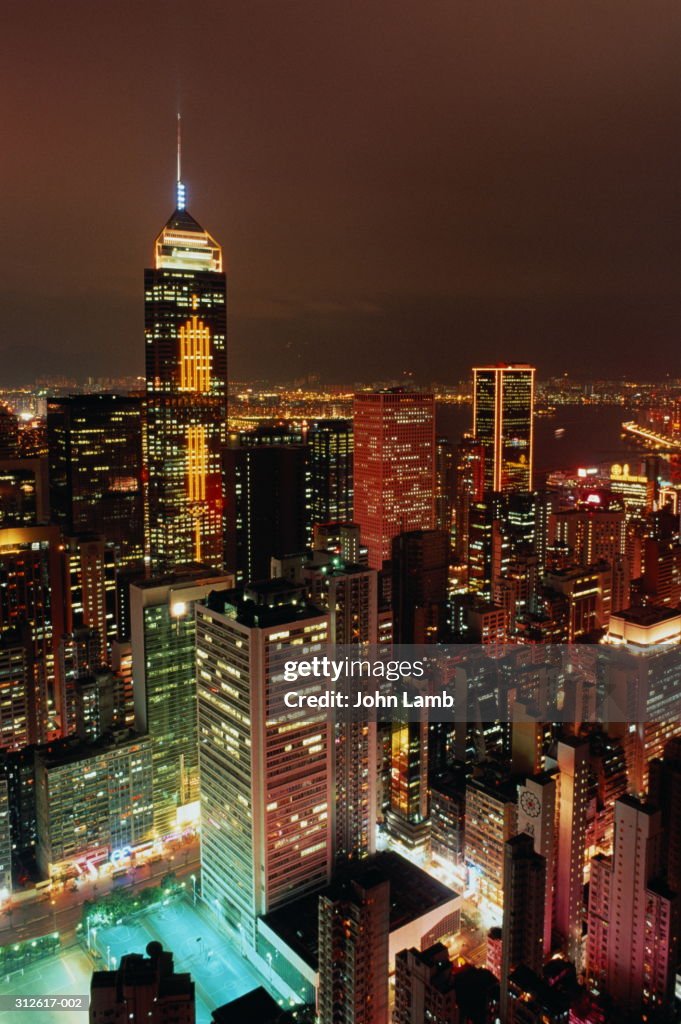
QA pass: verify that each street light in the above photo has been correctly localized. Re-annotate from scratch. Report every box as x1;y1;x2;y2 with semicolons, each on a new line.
190;874;196;907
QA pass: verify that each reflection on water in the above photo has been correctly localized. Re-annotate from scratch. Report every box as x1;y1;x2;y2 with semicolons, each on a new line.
436;403;647;480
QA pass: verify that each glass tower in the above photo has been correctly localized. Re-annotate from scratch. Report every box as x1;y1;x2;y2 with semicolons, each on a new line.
144;160;227;572
472;364;535;493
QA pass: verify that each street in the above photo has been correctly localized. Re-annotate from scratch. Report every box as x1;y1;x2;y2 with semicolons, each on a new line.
1;840;200;946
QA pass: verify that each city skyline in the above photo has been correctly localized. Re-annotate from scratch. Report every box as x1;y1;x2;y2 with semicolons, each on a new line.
4;1;681;386
2;5;681;1023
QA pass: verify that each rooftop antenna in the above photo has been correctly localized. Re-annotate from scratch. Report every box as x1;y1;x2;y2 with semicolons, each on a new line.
176;112;186;210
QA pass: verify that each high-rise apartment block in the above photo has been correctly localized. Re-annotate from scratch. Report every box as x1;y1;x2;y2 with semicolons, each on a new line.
587;797;677;1016
35;729;153;877
318;871;390;1024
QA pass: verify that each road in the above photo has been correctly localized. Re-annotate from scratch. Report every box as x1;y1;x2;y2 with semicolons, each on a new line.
1;841;200;947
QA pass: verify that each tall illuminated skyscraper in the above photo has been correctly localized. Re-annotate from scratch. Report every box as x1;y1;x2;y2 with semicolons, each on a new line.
144;121;227;572
353;389;435;571
196;581;332;948
472;364;535;493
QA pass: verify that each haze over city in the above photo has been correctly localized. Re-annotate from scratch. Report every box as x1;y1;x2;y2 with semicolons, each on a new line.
4;0;681;384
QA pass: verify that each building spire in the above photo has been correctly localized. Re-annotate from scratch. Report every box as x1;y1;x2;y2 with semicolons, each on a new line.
176;113;186;210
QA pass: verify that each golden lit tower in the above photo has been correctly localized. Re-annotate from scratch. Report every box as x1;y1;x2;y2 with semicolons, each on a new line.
144;117;227;571
473;364;535;493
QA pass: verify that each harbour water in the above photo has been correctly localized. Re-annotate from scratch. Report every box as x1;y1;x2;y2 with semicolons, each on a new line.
436;403;647;481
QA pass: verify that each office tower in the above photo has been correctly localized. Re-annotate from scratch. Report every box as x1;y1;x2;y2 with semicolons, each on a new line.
144;155;227;572
0;774;10;895
0;636;30;751
90;942;195;1024
131;569;232;837
62;535;116;657
649;738;681;898
550;498;626;567
353;389;435;570
0;458;48;527
0;525;65;742
303;557;378;862
318;871;390;1024
472;364;535;493
554;738;589;971
307;418;353;529
47;394;144;565
385;717;430;854
35;729;153;877
393;943;462;1024
196;582;331;947
453;436;484;561
435;435;454;536
223;442;308;583
517;772;557;956
587;797;677;1016
464;775;518;924
391;529;449;644
500;834;547;1021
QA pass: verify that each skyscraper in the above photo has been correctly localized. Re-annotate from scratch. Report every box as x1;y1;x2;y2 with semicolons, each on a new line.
353;389;435;570
196;582;331;948
391;529;449;644
130;569;233;837
307;418;354;530
472;364;535;493
223;442;308;583
303;557;378;862
144;131;227;572
554;738;590;971
47;394;144;566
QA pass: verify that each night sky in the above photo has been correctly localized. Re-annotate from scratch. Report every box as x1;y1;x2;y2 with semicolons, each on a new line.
4;1;681;384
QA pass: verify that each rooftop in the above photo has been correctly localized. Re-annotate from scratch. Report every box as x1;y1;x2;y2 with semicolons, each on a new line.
204;582;326;630
261;851;459;971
